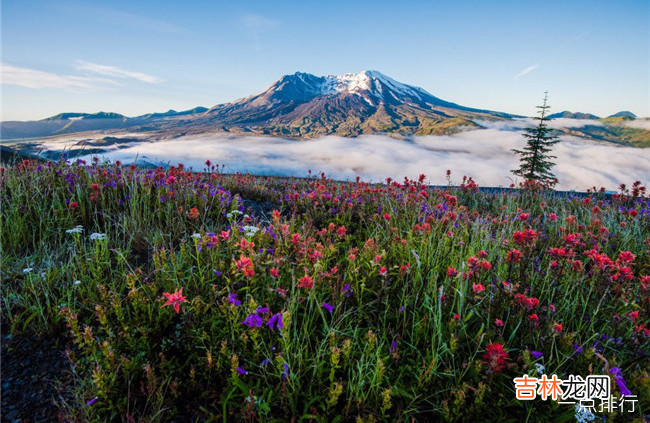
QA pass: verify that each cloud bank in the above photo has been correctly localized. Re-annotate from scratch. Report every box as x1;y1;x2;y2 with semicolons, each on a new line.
624;119;650;130
57;129;650;191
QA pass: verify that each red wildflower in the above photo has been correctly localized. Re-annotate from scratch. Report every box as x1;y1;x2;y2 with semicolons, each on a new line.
515;294;540;311
483;343;508;374
69;201;79;209
270;268;280;278
495;318;504;327
506;249;523;263
298;274;314;289
188;207;199;219
553;323;563;333
472;283;485;294
618;251;635;263
161;288;188;313
513;229;538;247
234;255;255;278
383;212;391;220
379;266;388;276
399;264;410;276
629;311;639;321
447;267;458;277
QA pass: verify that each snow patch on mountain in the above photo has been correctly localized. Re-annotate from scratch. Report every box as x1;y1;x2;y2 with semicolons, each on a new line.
318;70;424;101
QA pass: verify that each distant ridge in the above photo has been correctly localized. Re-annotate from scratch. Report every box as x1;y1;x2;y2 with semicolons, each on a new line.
548;111;600;120
607;111;637;119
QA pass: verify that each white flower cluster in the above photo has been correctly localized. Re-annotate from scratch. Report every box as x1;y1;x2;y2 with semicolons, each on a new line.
65;225;84;234
534;363;545;375
191;233;202;239
242;225;259;237
89;233;107;241
226;210;243;219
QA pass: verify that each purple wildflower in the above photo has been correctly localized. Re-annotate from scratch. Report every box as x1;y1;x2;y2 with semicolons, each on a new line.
398;306;405;312
213;269;222;276
322;302;334;313
237;367;248;375
389;340;398;354
573;344;583;355
242;314;263;327
260;359;271;367
227;293;241;306
256;307;269;314
610;367;632;396
86;397;98;407
530;351;543;359
267;313;283;330
282;363;290;380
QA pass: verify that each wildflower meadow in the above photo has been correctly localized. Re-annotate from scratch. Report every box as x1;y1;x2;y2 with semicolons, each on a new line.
1;158;648;422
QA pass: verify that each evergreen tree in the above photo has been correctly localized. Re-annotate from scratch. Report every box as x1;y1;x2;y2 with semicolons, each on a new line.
512;92;560;187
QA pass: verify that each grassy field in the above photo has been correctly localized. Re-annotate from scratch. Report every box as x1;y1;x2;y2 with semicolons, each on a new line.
1;158;648;422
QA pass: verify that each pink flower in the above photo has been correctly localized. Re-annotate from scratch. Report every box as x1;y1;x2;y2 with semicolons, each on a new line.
494;318;504;327
161;288;188;313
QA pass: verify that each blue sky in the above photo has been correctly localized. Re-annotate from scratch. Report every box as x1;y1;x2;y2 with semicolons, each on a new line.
2;0;648;121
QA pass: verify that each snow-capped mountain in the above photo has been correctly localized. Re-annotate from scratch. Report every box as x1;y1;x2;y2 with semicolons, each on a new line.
191;70;513;137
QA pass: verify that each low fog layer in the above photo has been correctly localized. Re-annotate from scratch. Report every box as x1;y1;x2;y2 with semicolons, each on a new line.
64;126;650;191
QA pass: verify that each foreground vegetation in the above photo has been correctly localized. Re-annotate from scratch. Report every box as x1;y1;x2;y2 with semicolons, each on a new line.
1;158;648;422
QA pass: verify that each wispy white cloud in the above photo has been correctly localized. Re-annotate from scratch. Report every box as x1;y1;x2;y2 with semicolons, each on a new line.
241;14;279;39
75;61;163;83
1;62;114;89
514;64;539;79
